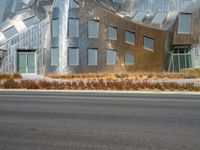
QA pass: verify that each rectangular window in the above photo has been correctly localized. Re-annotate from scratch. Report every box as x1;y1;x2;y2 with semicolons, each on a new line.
125;53;134;65
68;19;79;37
3;26;18;39
88;48;98;65
144;36;155;51
151;12;167;25
113;0;125;3
106;49;117;65
51;48;59;66
70;0;79;8
68;47;79;66
132;11;146;22
178;13;191;34
23;16;39;27
125;31;135;45
108;26;117;40
52;19;59;37
88;20;99;38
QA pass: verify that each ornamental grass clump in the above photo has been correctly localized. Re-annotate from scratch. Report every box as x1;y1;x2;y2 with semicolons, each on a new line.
2;79;20;89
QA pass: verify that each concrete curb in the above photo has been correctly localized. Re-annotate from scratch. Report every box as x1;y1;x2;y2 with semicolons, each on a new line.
0;89;200;95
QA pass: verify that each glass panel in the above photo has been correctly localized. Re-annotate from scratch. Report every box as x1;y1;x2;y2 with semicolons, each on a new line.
113;0;125;3
125;53;134;65
27;53;35;73
132;12;146;22
68;19;79;37
3;26;18;39
88;20;99;38
52;19;59;37
178;14;191;34
88;48;98;65
106;49;116;65
68;48;79;66
23;16;39;27
144;36;155;51
52;7;59;19
186;54;192;68
125;31;135;44
108;26;117;40
18;53;26;73
151;12;167;25
180;54;186;69
70;0;79;8
173;55;179;72
51;48;59;66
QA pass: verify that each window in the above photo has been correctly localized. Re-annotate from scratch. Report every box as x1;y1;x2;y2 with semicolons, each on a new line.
68;48;79;66
52;7;59;19
70;0;79;8
3;26;18;39
52;19;59;37
108;26;117;40
68;19;79;37
132;12;146;22
23;16;39;27
88;48;98;65
125;53;135;65
88;20;99;38
178;13;191;34
113;0;125;3
125;31;135;45
143;36;155;51
151;12;167;25
51;48;59;66
106;49;117;65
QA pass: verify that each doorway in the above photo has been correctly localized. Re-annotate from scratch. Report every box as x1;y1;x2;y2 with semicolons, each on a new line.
17;50;36;74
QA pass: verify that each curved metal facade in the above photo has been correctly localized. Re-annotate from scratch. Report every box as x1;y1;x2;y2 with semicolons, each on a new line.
0;0;200;74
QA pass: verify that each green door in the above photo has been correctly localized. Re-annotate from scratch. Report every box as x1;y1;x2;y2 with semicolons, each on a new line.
18;51;36;74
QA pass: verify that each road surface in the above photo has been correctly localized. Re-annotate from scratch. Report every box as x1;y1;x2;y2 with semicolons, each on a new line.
0;91;200;150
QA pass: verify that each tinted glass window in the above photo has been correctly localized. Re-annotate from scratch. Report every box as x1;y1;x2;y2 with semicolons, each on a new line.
88;20;99;38
88;48;98;65
144;36;155;51
125;31;135;44
178;14;191;34
51;48;59;66
68;19;79;37
70;0;79;8
52;19;59;37
125;53;134;65
106;49;116;65
3;26;18;39
132;12;146;22
108;26;117;40
68;48;79;66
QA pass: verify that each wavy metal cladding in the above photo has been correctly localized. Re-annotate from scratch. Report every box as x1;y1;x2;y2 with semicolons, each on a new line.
0;0;200;74
0;0;53;74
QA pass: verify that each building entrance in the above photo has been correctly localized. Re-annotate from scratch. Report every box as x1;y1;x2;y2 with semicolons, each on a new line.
17;50;36;74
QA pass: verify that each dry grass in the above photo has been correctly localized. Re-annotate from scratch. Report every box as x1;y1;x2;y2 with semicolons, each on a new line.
0;73;22;80
44;68;200;81
0;79;200;91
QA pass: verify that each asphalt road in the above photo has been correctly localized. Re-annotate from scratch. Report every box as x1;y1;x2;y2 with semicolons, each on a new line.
0;92;200;150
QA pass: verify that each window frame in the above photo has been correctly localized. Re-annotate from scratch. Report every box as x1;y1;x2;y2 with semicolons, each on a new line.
88;19;100;38
88;48;98;66
124;52;135;65
68;18;79;37
125;30;136;45
178;13;192;34
68;47;79;66
108;26;117;40
143;35;155;52
106;49;117;65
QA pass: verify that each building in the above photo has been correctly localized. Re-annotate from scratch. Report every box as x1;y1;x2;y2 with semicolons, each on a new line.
0;0;200;75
